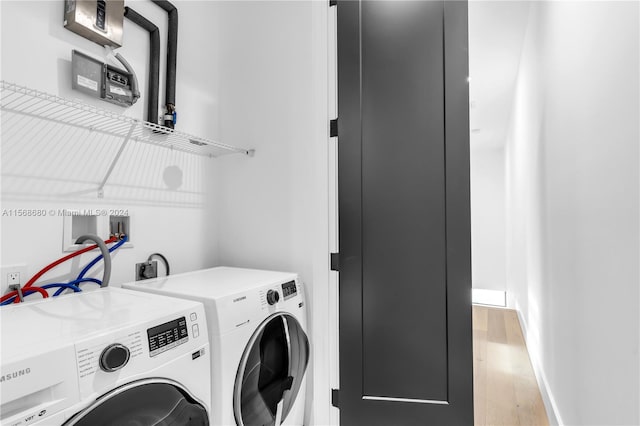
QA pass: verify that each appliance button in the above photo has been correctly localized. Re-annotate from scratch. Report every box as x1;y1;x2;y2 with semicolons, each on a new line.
266;289;280;305
190;312;197;321
192;324;200;338
99;343;130;372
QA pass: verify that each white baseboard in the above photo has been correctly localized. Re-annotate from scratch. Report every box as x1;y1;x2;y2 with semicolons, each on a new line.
472;288;506;306
514;306;564;426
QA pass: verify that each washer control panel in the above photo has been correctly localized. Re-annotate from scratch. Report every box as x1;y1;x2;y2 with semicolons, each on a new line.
281;280;297;301
147;316;188;357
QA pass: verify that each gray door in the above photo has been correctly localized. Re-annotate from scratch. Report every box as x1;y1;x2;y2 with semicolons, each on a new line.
336;1;473;424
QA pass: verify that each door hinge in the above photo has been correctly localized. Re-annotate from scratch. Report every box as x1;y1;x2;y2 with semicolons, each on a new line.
330;253;340;271
330;118;338;138
331;388;339;408
329;0;337;7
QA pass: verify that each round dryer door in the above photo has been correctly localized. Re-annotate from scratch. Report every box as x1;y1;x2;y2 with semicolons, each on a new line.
234;313;309;426
64;379;209;426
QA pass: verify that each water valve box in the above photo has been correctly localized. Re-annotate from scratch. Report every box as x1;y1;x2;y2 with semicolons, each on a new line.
64;0;124;48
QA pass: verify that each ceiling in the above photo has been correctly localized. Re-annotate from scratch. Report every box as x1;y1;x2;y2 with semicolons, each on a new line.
468;1;531;150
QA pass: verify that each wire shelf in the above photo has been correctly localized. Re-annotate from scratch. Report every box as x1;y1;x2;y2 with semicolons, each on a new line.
0;80;253;158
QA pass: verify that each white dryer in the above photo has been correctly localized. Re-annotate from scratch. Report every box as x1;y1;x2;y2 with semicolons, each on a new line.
123;267;310;426
0;288;211;426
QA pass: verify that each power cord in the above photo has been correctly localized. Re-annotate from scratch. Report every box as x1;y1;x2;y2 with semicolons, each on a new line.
147;252;170;276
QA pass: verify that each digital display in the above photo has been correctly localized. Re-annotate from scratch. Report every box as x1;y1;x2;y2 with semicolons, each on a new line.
282;280;297;300
147;317;188;357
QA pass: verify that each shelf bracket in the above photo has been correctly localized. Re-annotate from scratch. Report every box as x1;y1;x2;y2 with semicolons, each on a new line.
98;122;137;198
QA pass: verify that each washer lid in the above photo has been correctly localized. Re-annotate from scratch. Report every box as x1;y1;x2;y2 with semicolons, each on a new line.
64;379;208;426
234;313;309;426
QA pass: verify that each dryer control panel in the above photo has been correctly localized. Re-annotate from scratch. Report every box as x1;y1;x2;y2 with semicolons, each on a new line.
281;281;297;301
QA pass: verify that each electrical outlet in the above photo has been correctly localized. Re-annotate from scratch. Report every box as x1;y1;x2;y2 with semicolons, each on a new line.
136;261;157;281
7;272;20;285
1;264;28;295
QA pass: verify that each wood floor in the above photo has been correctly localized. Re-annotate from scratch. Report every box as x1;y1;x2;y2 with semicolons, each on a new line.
473;305;549;426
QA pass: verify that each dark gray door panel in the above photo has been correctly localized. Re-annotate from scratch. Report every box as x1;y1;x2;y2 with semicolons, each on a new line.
337;1;473;424
361;0;448;402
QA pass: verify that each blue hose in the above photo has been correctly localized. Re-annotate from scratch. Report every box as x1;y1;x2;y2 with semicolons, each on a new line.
42;283;82;293
52;277;103;296
1;237;126;306
1;281;86;305
77;235;128;281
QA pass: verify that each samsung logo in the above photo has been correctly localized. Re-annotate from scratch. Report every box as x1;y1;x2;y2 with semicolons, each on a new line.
233;296;246;303
0;368;31;383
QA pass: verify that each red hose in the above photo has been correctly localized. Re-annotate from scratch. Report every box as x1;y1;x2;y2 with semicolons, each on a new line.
0;286;49;303
23;237;117;288
0;237;117;304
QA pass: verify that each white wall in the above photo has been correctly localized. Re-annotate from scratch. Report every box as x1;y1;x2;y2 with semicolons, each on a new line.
468;1;528;295
470;146;506;291
211;2;331;423
505;2;640;424
0;1;230;287
1;1;332;423
468;0;529;150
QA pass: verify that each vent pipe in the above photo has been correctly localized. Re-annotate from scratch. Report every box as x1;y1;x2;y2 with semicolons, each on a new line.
151;0;178;129
123;7;160;124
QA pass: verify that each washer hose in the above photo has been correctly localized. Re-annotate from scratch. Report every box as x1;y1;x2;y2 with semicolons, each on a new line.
75;234;111;287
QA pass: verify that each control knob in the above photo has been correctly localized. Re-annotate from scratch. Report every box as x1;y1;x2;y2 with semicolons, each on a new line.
99;343;130;372
266;289;280;305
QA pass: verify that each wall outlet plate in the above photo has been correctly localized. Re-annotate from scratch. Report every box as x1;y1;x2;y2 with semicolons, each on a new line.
136;261;157;281
7;272;20;285
1;264;28;296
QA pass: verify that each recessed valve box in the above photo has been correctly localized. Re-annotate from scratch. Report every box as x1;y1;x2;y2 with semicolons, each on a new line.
72;50;135;107
64;0;124;47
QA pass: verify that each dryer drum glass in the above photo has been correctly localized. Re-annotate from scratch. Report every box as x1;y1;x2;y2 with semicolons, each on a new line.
234;313;309;426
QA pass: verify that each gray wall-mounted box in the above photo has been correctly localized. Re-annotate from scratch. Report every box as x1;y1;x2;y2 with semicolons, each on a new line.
72;50;135;106
64;0;124;48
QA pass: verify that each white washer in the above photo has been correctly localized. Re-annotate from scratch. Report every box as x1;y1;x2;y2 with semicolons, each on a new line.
0;288;211;426
123;267;310;426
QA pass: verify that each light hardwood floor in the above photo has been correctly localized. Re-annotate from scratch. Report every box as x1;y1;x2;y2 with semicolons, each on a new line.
473;305;549;426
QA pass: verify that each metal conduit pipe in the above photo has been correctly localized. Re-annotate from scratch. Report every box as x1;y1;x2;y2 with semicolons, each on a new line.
151;0;178;129
124;6;160;124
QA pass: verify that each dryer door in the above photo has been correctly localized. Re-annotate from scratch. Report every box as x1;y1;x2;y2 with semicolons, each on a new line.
234;313;309;426
64;379;209;426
